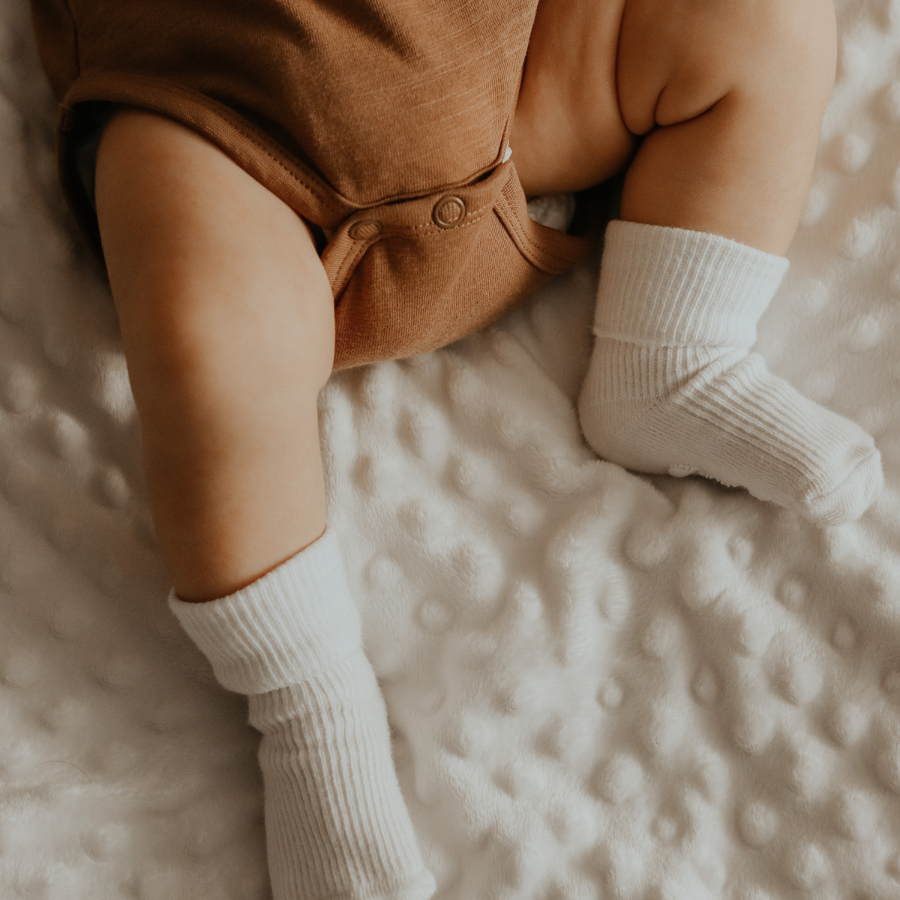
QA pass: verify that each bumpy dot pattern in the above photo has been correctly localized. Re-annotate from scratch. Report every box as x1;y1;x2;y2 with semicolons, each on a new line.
2;0;900;897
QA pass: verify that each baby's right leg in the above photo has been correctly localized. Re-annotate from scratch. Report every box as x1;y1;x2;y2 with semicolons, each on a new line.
96;107;332;604
96;108;434;900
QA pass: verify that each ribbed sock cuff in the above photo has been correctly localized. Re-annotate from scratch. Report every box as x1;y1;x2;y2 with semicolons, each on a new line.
595;221;790;347
249;652;431;896
168;528;362;695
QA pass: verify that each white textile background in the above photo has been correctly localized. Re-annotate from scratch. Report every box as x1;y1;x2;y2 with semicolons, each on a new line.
0;0;899;897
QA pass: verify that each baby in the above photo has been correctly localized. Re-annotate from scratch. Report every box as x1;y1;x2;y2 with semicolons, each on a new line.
30;0;882;897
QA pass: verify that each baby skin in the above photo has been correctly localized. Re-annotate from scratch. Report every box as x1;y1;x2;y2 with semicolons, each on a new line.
93;0;881;898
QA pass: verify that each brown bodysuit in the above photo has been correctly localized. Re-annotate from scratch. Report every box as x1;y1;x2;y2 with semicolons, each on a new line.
30;0;591;369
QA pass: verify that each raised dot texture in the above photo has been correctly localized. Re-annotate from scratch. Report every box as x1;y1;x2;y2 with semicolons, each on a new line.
796;279;830;317
836;134;870;174
651;815;677;843
91;350;136;423
835;789;876;841
641;704;682;757
738;802;778;847
417;598;452;634
625;518;673;570
841;219;879;260
692;666;718;706
733;702;775;754
41;698;86;731
690;751;729;802
829;702;868;746
597;754;643;804
95;466;130;509
500;496;541;536
800;186;829;228
45;411;89;460
5;9;900;896
679;545;730;610
547;798;598;849
832;617;856;651
776;654;823;706
847;313;883;352
1;651;41;687
728;535;753;569
790;741;830;800
452;540;505;609
837;37;865;80
597;679;623;710
732;608;773;658
778;577;807;610
786;842;828;891
48;598;92;639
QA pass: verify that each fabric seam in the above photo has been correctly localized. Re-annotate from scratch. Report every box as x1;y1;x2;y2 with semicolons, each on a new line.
62;72;346;218
496;192;574;270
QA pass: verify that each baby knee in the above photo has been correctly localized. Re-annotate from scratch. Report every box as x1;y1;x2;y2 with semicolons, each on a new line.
739;0;837;105
619;0;837;134
689;0;838;114
760;0;837;92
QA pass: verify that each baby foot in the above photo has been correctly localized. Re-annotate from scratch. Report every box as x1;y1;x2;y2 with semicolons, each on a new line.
578;341;883;524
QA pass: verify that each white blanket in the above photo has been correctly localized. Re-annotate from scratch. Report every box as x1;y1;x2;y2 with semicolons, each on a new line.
2;0;899;897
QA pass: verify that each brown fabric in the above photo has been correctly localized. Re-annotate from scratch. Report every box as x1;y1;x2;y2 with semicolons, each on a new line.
30;0;591;369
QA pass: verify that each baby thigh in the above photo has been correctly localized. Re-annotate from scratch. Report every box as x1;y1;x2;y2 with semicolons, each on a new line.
95;107;335;602
616;0;837;254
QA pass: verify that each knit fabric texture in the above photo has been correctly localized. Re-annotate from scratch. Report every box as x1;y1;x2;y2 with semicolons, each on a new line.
168;530;436;900
577;221;883;524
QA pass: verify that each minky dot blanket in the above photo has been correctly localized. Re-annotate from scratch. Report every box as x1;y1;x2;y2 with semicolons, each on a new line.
2;0;900;897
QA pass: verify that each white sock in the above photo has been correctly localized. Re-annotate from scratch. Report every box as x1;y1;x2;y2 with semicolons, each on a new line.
577;221;883;525
168;529;436;900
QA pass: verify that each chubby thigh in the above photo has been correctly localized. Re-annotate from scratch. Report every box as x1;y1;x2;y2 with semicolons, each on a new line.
95;107;335;602
511;0;836;200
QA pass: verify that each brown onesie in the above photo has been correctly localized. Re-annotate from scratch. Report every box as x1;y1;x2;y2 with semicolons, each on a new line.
30;0;592;369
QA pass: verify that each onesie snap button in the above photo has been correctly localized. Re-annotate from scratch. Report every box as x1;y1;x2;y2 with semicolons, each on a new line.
348;219;382;241
433;196;466;228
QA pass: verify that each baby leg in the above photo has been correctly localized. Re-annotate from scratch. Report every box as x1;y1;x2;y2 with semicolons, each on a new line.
96;108;434;900
578;0;883;523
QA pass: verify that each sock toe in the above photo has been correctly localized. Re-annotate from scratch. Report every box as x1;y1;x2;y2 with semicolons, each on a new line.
802;441;884;525
578;347;884;526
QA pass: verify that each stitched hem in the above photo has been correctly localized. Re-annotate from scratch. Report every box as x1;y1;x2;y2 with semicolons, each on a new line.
494;170;588;273
57;70;353;261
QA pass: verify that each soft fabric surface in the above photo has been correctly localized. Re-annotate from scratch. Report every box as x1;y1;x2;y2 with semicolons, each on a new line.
1;0;899;898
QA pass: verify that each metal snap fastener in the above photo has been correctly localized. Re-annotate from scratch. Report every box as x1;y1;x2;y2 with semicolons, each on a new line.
432;196;466;229
348;219;382;241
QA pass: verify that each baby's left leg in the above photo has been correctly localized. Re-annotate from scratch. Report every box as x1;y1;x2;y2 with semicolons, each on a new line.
577;0;883;523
